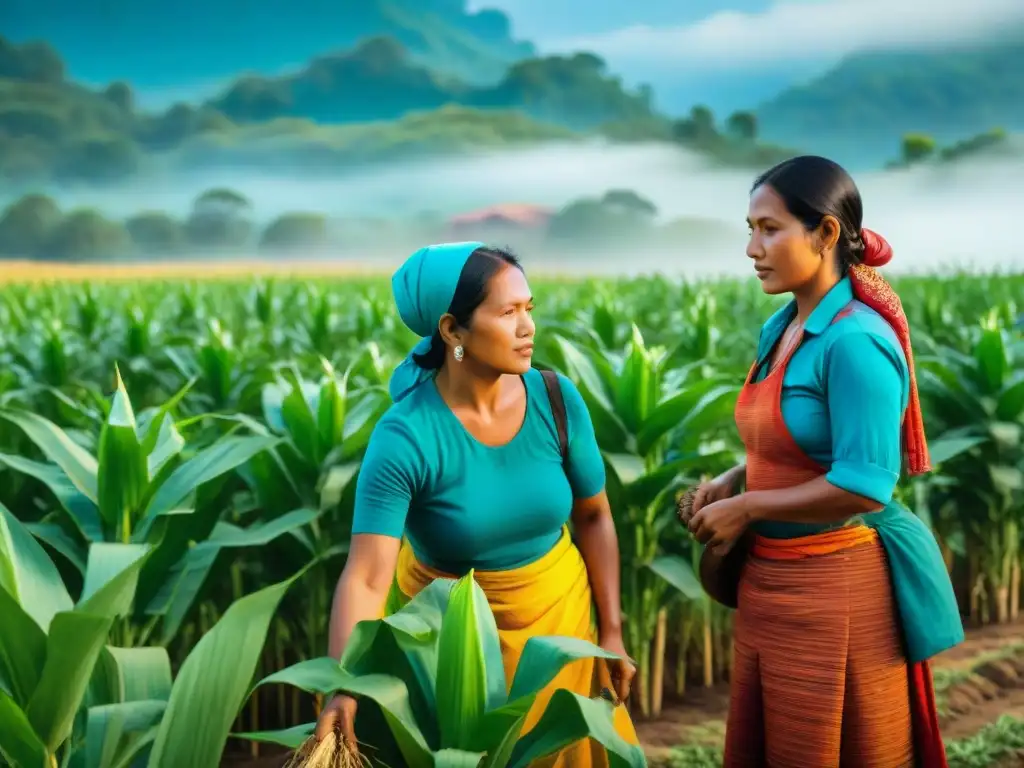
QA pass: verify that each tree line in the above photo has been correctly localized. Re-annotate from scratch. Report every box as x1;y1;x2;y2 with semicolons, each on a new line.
891;127;1010;168
0;187;740;262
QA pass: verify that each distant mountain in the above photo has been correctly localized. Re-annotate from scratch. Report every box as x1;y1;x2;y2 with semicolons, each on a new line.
756;39;1024;167
0;33;658;186
1;0;535;89
207;39;657;130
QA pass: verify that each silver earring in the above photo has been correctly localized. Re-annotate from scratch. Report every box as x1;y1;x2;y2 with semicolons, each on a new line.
453;345;464;362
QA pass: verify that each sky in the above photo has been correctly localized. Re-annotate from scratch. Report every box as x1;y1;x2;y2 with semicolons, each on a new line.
477;0;1024;66
470;0;1024;113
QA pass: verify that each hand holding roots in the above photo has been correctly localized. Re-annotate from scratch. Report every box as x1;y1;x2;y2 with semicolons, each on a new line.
677;486;699;527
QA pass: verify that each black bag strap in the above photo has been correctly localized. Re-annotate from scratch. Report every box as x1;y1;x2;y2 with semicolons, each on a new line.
540;368;568;462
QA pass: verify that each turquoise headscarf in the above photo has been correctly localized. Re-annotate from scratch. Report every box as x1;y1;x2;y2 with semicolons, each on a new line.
389;241;485;402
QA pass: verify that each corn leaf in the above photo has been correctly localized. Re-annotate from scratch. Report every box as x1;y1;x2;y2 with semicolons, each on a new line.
506;636;621;702
253;657;346;694
0;454;102;541
146;414;185;480
0;586;46;707
138;378;195;457
615;326;653;433
0;409;99;502
95;646;173;704
25;522;87;574
233;723;314;749
78;543;149;616
647;554;704;601
317;358;346;453
82;699;167;768
995;371;1024;420
506;689;645;768
144;507;317;644
342;578;453;741
0;690;49;768
25;611;114;753
143;434;281;519
279;366;320;465
434;574;489;749
0;502;73;631
634;379;732;457
145;573;299;768
96;368;148;535
478;710;528;768
434;748;487;767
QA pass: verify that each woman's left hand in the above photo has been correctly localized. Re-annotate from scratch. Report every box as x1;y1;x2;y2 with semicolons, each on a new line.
599;633;635;704
688;494;753;553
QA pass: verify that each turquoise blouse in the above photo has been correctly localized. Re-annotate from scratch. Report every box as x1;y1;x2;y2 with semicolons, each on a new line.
751;276;909;538
748;276;964;662
351;367;605;574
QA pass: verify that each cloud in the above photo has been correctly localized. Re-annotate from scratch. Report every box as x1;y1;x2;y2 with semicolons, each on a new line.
545;0;1024;69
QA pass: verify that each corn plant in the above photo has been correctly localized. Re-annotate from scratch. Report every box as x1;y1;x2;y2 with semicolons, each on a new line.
0;503;306;768
0;367;296;646
917;308;1024;624
543;324;738;716
240;572;646;767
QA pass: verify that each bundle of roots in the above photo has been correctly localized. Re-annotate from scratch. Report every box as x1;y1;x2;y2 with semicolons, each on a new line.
284;732;369;768
676;486;698;523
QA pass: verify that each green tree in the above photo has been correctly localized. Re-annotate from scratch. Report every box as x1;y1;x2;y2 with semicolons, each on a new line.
185;188;253;249
690;105;716;139
0;193;61;257
602;189;658;217
672;105;718;146
125;211;186;254
0;37;64;83
259;212;329;251
548;188;658;244
44;208;129;261
136;103;199;151
213;76;293;123
726;110;758;142
901;133;936;165
103;81;134;112
473;51;655;129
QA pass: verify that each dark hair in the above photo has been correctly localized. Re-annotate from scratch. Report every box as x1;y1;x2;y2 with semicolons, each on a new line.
412;246;522;370
752;155;866;273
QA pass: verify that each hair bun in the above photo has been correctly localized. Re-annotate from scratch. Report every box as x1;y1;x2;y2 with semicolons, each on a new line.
860;228;893;267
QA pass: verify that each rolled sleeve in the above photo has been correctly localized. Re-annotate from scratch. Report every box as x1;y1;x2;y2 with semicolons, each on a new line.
824;328;907;505
558;374;606;499
351;417;421;538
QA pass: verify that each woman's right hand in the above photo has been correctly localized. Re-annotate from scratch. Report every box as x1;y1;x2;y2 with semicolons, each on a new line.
313;694;359;754
680;467;743;527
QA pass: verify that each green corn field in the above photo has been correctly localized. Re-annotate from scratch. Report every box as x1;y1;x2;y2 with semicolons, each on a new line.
0;268;1021;767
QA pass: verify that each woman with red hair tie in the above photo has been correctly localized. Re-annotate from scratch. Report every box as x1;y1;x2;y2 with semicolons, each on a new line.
680;155;963;766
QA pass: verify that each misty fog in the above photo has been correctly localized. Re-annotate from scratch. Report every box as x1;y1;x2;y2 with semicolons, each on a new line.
22;140;1024;278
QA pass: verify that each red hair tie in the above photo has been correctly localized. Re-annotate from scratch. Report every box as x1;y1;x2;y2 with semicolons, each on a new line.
861;228;893;267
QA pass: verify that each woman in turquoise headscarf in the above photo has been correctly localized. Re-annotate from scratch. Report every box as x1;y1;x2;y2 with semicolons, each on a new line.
313;242;641;766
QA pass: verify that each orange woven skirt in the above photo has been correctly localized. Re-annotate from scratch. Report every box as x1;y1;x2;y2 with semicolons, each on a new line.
724;529;915;767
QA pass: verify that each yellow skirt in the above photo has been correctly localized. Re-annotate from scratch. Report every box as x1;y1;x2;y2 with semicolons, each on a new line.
391;528;640;767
